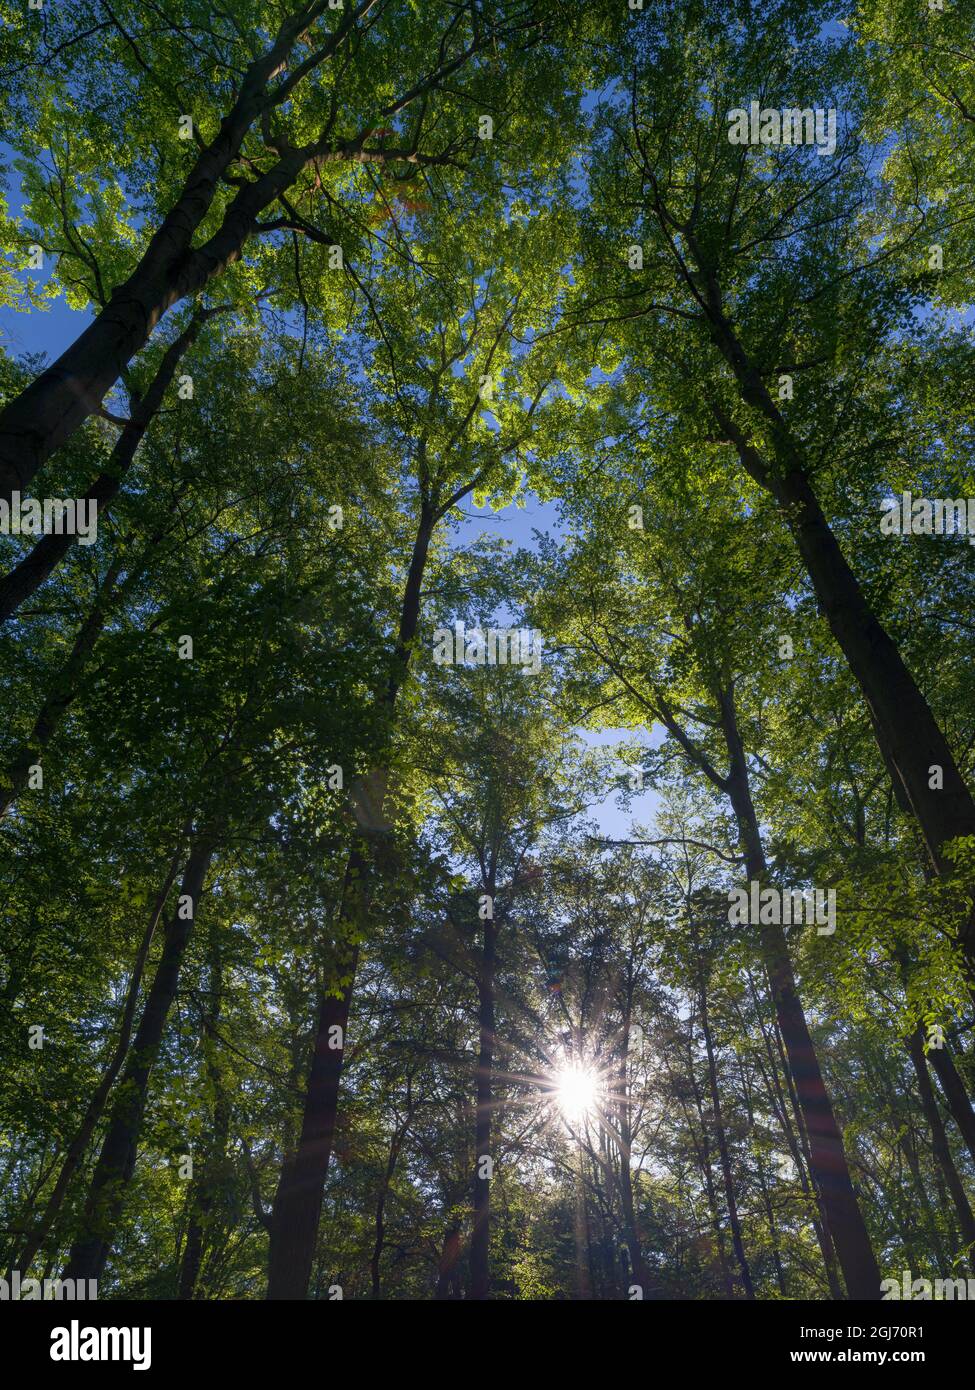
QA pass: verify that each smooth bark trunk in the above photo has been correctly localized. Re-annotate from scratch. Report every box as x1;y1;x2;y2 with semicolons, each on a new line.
698;981;754;1297
0;311;216;624
747;989;844;1300
265;924;359;1299
928;1044;975;1166
615;1021;653;1295
716;687;880;1300
13;849;182;1273
368;1110;411;1298
264;505;434;1299
0;552;123;818
704;296;975;906
906;1028;975;1269
683;1052;736;1297
0;6;348;499
469;914;497;1300
435;1227;463;1299
177;938;230;1299
63;838;214;1281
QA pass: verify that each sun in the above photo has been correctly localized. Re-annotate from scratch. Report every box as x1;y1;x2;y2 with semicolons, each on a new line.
554;1063;599;1122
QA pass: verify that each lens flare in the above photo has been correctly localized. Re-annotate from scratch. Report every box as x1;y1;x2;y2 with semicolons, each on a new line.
554;1063;598;1121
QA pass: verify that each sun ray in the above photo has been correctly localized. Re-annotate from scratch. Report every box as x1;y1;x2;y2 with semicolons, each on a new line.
553;1063;599;1121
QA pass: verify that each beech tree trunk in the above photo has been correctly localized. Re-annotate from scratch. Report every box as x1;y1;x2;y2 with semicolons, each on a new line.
435;1227;463;1299
64;838;214;1281
469;911;497;1300
615;1018;653;1295
14;848;182;1274
265;932;360;1298
177;936;230;1299
928;1044;975;1166
906;1028;975;1270
0;7;346;501
0;552;123;819
716;686;881;1300
698;979;754;1298
683;1062;736;1299
265;504;434;1299
704;294;975;910
369;1115;410;1299
744;985;844;1300
0;310;216;625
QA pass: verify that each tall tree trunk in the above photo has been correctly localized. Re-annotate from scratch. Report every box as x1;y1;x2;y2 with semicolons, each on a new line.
615;1017;652;1295
891;931;975;1145
13;847;182;1274
0;310;217;625
0;6;351;500
618;1159;650;1295
652;675;879;1298
682;1052;736;1297
0;552;124;819
63;838;214;1281
885;1070;951;1271
716;686;881;1300
928;1045;975;1166
435;1226;463;1299
753;920;879;1298
698;979;754;1298
265;928;360;1299
265;503;434;1300
369;1099;412;1299
739;982;844;1298
369;1140;396;1298
571;1144;593;1300
1;500;187;820
906;1028;975;1270
469;912;497;1300
177;1101;230;1301
704;300;975;900
177;933;230;1300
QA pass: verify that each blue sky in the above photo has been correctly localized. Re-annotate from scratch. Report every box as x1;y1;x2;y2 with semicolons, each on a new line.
450;492;662;839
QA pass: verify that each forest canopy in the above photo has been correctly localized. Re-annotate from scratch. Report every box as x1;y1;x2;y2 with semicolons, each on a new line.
1;0;975;1308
